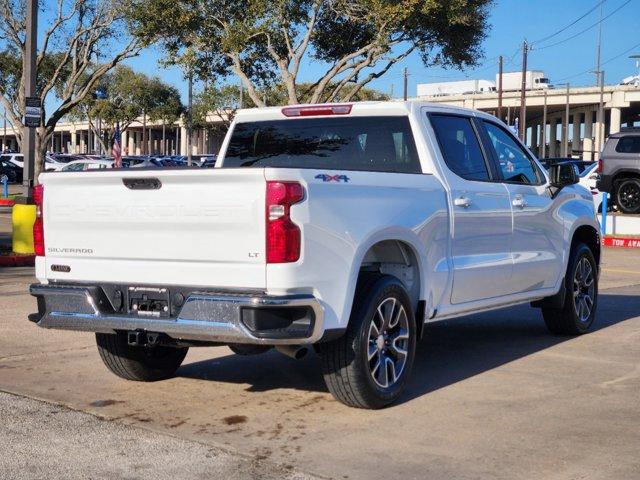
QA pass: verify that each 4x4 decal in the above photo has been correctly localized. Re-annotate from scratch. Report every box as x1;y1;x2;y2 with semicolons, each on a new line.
315;173;350;183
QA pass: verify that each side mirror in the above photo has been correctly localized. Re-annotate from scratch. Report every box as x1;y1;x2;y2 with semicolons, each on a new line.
548;162;578;197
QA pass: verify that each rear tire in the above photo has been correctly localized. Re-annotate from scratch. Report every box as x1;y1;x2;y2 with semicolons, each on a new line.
615;178;640;214
542;243;598;335
319;273;416;409
96;332;188;381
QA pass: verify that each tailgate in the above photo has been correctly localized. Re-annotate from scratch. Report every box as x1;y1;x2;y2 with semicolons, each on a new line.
39;168;266;289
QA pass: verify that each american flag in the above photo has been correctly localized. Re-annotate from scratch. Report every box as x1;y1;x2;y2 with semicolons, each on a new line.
112;122;122;168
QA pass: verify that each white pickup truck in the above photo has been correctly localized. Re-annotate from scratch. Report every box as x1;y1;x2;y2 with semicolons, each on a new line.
30;101;600;409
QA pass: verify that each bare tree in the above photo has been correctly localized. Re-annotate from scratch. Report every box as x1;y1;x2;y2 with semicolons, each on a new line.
0;0;141;177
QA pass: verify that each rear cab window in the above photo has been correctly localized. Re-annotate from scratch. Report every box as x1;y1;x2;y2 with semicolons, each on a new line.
222;116;421;173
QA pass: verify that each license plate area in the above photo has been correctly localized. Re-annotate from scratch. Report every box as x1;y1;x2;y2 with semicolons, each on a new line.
128;286;171;318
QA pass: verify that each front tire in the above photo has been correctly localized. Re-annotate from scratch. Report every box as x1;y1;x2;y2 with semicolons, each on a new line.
96;332;188;381
616;178;640;214
319;274;416;409
542;242;598;335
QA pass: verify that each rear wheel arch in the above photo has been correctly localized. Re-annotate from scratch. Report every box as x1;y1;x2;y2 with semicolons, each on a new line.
356;239;425;338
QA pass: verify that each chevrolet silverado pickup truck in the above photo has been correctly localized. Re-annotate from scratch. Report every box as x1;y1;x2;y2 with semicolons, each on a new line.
29;101;600;409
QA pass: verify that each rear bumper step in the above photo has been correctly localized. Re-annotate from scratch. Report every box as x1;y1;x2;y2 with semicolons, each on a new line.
29;283;324;345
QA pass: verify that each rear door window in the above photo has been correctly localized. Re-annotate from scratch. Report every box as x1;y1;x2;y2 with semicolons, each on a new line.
429;114;490;181
615;136;640;153
223;116;421;173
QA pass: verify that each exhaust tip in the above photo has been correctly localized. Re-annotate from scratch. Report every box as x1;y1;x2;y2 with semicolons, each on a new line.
275;345;308;360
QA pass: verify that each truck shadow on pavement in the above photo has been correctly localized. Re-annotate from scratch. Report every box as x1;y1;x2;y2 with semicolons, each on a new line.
177;292;640;405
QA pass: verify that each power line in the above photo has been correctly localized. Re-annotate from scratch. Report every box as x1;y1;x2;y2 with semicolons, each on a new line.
554;39;640;82
533;0;632;51
532;0;605;45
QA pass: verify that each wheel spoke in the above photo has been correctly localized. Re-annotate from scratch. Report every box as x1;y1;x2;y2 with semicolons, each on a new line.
377;354;389;387
385;357;397;385
368;344;378;361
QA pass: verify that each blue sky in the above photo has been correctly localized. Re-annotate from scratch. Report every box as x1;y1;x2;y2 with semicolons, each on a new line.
125;0;640;102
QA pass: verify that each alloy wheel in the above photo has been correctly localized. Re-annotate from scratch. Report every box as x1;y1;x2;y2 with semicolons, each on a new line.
618;182;640;212
573;256;595;323
367;297;410;388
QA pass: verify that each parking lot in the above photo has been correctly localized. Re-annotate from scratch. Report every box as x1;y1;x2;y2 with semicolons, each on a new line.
1;234;639;479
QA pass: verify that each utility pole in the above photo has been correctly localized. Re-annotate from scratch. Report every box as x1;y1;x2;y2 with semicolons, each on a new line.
187;70;193;166
562;83;571;157
2;107;6;152
22;0;38;201
403;67;408;101
519;40;528;141
597;70;605;158
594;1;603;87
239;82;244;109
541;90;548;159
497;55;504;121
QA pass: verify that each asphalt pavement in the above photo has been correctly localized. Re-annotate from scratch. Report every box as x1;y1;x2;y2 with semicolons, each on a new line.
1;248;639;479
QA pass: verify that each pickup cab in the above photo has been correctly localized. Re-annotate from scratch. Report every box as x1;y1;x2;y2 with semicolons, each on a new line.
29;101;600;409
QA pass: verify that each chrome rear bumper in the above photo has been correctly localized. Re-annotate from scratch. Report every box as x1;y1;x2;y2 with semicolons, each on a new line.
29;283;324;345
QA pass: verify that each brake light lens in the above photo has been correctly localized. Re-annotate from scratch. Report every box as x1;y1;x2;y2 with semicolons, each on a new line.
33;184;45;256
281;104;352;117
266;181;304;263
597;158;602;173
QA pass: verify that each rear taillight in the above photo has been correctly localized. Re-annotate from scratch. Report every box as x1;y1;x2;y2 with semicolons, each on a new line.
33;184;45;256
597;158;603;173
266;181;304;263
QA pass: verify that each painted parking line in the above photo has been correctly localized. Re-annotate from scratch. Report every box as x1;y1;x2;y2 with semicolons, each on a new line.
602;267;640;276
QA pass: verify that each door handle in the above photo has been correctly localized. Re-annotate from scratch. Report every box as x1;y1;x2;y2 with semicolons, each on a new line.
454;196;472;208
512;196;527;208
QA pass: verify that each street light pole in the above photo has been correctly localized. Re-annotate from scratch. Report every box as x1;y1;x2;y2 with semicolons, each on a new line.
22;0;38;201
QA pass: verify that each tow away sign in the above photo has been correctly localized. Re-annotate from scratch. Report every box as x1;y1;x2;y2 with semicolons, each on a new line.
603;237;640;249
24;97;41;127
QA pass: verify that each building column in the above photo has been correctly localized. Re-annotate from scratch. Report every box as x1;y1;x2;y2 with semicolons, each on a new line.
548;118;557;157
572;113;582;158
610;107;622;135
180;126;188;156
531;124;538;154
583;111;594;161
594;111;605;161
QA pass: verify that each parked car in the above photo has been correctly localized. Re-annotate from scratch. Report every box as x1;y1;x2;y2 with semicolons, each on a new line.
0;153;24;168
200;156;217;168
29;101;600;409
596;128;640;214
540;158;595;175
0;158;23;183
578;162;607;213
57;159;115;171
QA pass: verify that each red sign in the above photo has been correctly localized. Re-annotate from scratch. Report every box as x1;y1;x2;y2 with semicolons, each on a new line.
603;237;640;249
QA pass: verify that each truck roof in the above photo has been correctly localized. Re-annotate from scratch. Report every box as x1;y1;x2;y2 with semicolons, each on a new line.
233;100;494;122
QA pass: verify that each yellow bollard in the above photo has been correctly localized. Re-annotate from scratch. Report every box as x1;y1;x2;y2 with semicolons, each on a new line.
12;204;36;254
